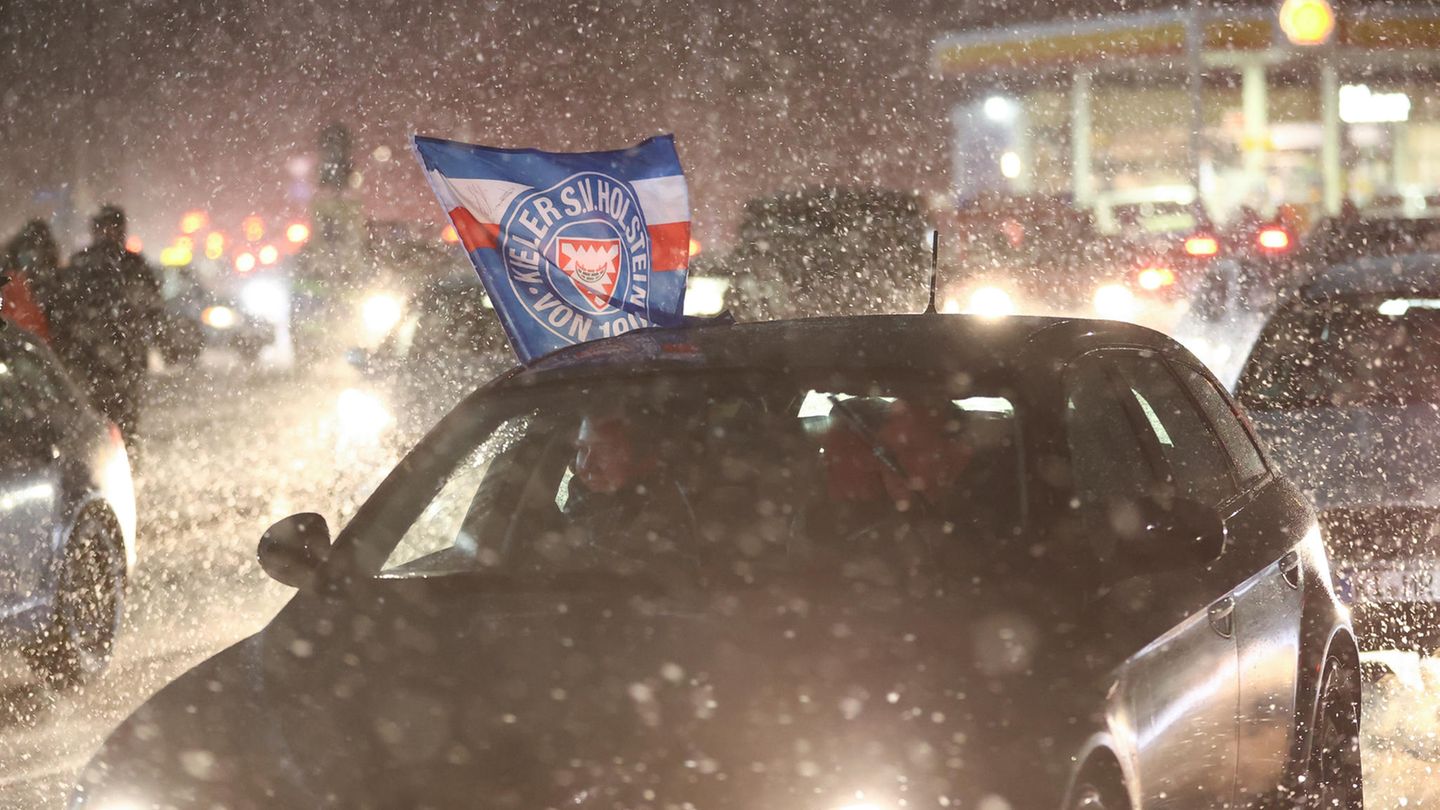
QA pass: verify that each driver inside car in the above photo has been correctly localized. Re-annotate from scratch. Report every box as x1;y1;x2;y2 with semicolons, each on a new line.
561;409;698;575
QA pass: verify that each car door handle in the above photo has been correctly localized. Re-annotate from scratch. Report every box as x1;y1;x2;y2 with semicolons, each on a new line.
1208;597;1236;638
1279;550;1302;589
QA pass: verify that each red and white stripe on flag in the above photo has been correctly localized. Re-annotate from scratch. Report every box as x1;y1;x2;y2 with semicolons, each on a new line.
438;175;690;271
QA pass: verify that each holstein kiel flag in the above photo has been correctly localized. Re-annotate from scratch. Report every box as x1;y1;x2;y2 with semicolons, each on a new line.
413;134;691;364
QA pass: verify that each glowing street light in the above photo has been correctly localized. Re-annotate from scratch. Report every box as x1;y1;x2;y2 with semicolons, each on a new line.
285;222;311;244
983;95;1018;123
160;241;193;267
124;235;142;254
440;224;460;244
1279;0;1335;47
999;151;1022;179
204;232;226;260
179;210;208;235
258;244;279;265
242;215;265;242
235;252;257;273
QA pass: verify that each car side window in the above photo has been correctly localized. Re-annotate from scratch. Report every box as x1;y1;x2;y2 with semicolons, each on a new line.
1171;362;1268;487
1063;356;1158;507
1111;355;1238;509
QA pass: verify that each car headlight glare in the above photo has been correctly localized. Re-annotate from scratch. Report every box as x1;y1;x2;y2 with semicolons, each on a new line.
1093;283;1137;320
966;286;1015;319
201;305;237;329
361;293;405;339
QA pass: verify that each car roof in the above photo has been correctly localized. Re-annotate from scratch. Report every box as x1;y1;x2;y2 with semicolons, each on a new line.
1301;253;1440;299
490;314;1187;390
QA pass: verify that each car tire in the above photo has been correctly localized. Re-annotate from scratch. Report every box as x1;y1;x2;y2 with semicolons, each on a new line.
1304;656;1364;810
25;507;126;689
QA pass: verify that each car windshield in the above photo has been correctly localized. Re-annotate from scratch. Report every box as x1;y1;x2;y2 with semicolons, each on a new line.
364;372;1024;583
1242;295;1440;408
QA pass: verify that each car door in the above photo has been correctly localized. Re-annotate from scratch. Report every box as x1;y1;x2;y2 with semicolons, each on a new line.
0;343;65;620
1064;352;1239;810
1170;359;1306;805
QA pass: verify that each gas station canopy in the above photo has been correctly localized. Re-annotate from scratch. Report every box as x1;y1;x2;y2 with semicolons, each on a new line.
934;5;1440;78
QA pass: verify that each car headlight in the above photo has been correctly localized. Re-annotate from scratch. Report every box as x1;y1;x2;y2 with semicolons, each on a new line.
1136;266;1176;291
361;292;405;340
1092;283;1136;320
683;277;729;316
965;286;1016;319
336;387;393;446
239;278;288;323
201;305;237;329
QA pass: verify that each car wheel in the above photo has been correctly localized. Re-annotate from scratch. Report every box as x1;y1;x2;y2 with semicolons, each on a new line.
1305;656;1364;810
25;507;126;688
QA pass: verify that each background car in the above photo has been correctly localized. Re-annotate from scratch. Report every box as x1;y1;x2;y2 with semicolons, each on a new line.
0;326;136;687
155;265;275;365
348;277;510;439
77;314;1359;810
1237;249;1440;654
713;187;929;320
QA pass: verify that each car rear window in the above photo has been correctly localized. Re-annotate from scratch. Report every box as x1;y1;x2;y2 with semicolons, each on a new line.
1241;296;1440;409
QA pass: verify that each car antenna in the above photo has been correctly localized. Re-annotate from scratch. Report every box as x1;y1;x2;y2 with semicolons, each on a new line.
924;229;939;314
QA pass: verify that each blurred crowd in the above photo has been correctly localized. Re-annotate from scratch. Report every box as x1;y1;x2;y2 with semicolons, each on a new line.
1;207;164;438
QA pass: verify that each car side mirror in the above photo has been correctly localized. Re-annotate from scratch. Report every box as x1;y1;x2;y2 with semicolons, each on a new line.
258;512;332;589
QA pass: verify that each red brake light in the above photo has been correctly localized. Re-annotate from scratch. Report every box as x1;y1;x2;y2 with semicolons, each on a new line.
1184;234;1220;257
1137;266;1176;291
1257;226;1292;252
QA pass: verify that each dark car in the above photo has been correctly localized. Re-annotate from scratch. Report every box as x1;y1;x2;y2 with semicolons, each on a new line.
1237;251;1440;652
76;315;1359;810
941;193;1116;315
156;266;275;365
1299;216;1440;272
0;326;136;687
350;277;510;437
719;187;929;320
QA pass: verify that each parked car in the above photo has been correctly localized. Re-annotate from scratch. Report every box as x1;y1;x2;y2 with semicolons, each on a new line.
0;326;135;686
77;314;1359;810
1237;251;1440;653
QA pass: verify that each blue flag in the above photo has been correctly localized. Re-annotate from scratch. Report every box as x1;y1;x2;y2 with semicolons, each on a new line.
412;135;691;364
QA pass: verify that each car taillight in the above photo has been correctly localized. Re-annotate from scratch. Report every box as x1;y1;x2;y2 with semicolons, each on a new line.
1184;234;1220;257
1257;226;1292;253
1137;266;1176;291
